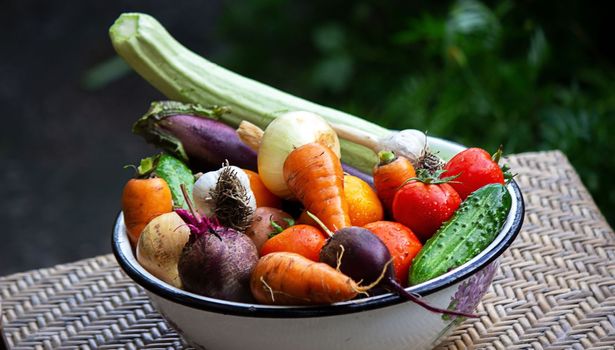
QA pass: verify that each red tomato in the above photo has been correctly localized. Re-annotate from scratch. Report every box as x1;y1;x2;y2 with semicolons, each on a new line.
364;221;422;287
442;148;504;199
392;181;461;241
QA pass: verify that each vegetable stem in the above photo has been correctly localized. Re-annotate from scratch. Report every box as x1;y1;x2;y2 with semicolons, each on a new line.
180;184;200;221
331;123;380;151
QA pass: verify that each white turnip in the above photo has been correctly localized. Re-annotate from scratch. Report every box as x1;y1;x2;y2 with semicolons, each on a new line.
136;212;190;288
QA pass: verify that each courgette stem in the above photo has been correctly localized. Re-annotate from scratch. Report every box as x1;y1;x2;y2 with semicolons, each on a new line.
109;13;386;173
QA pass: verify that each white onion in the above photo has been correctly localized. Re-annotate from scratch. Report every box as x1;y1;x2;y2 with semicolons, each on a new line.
257;111;340;199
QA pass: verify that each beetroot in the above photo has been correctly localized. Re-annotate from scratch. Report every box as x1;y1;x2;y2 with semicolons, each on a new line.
320;226;477;318
176;209;258;302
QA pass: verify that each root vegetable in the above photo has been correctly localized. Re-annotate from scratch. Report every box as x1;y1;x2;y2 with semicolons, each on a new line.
176;208;258;302
192;164;256;232
256;112;341;199
237;120;374;188
283;143;351;232
243;169;282;208
317;224;477;317
136;212;190;288
122;177;173;245
250;252;370;305
373;150;416;212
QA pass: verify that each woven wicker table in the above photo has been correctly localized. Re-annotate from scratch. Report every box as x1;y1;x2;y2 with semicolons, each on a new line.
1;151;613;349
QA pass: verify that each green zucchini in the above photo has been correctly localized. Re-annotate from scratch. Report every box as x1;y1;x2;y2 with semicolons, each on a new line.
108;13;383;173
409;183;512;285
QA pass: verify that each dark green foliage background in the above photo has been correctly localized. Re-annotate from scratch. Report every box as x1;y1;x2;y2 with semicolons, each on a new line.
213;0;615;225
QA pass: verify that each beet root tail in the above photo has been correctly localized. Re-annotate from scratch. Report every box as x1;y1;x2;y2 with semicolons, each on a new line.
387;280;479;318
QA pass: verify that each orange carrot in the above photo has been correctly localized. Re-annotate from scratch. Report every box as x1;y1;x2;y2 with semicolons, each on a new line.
250;252;367;305
243;169;282;208
260;224;327;261
373;150;416;212
122;177;173;246
283;142;351;232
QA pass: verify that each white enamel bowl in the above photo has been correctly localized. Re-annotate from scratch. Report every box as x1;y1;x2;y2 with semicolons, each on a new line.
112;137;524;350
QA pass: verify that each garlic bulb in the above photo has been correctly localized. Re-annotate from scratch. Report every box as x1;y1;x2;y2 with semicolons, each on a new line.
193;165;256;220
375;129;427;165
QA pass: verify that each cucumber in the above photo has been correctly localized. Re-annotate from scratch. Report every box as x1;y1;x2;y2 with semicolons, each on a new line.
409;183;512;285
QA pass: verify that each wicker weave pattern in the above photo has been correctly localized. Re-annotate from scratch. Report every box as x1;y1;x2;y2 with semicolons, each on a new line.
1;151;614;349
436;151;615;350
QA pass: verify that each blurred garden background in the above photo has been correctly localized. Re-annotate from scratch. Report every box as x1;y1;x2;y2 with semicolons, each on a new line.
2;0;613;275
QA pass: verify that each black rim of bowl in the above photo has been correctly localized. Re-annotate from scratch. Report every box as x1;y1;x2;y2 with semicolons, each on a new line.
112;180;524;318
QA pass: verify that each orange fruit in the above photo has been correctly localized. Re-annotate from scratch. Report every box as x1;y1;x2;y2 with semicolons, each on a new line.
344;175;384;226
244;169;282;208
364;221;422;286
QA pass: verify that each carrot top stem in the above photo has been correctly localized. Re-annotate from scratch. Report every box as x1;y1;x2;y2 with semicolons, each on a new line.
377;150;396;165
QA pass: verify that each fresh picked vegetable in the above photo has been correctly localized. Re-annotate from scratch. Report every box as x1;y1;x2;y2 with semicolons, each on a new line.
250;252;377;305
316;223;476;317
246;112;341;199
373;150;417;212
192;164;256;232
243;170;282;208
260;224;327;262
392;173;462;242
283;142;351;232
333;124;428;167
109;13;384;173
133;101;257;171
441;147;506;199
176;204;258;303
363;221;422;287
122;175;173;245
245;207;294;251
237;120;374;188
136;212;190;288
136;153;194;209
410;183;512;285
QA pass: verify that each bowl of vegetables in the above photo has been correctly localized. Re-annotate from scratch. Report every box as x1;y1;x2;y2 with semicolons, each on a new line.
110;13;524;350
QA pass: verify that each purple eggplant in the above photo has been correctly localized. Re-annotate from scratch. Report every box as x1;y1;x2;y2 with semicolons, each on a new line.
134;101;374;184
133;101;258;171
